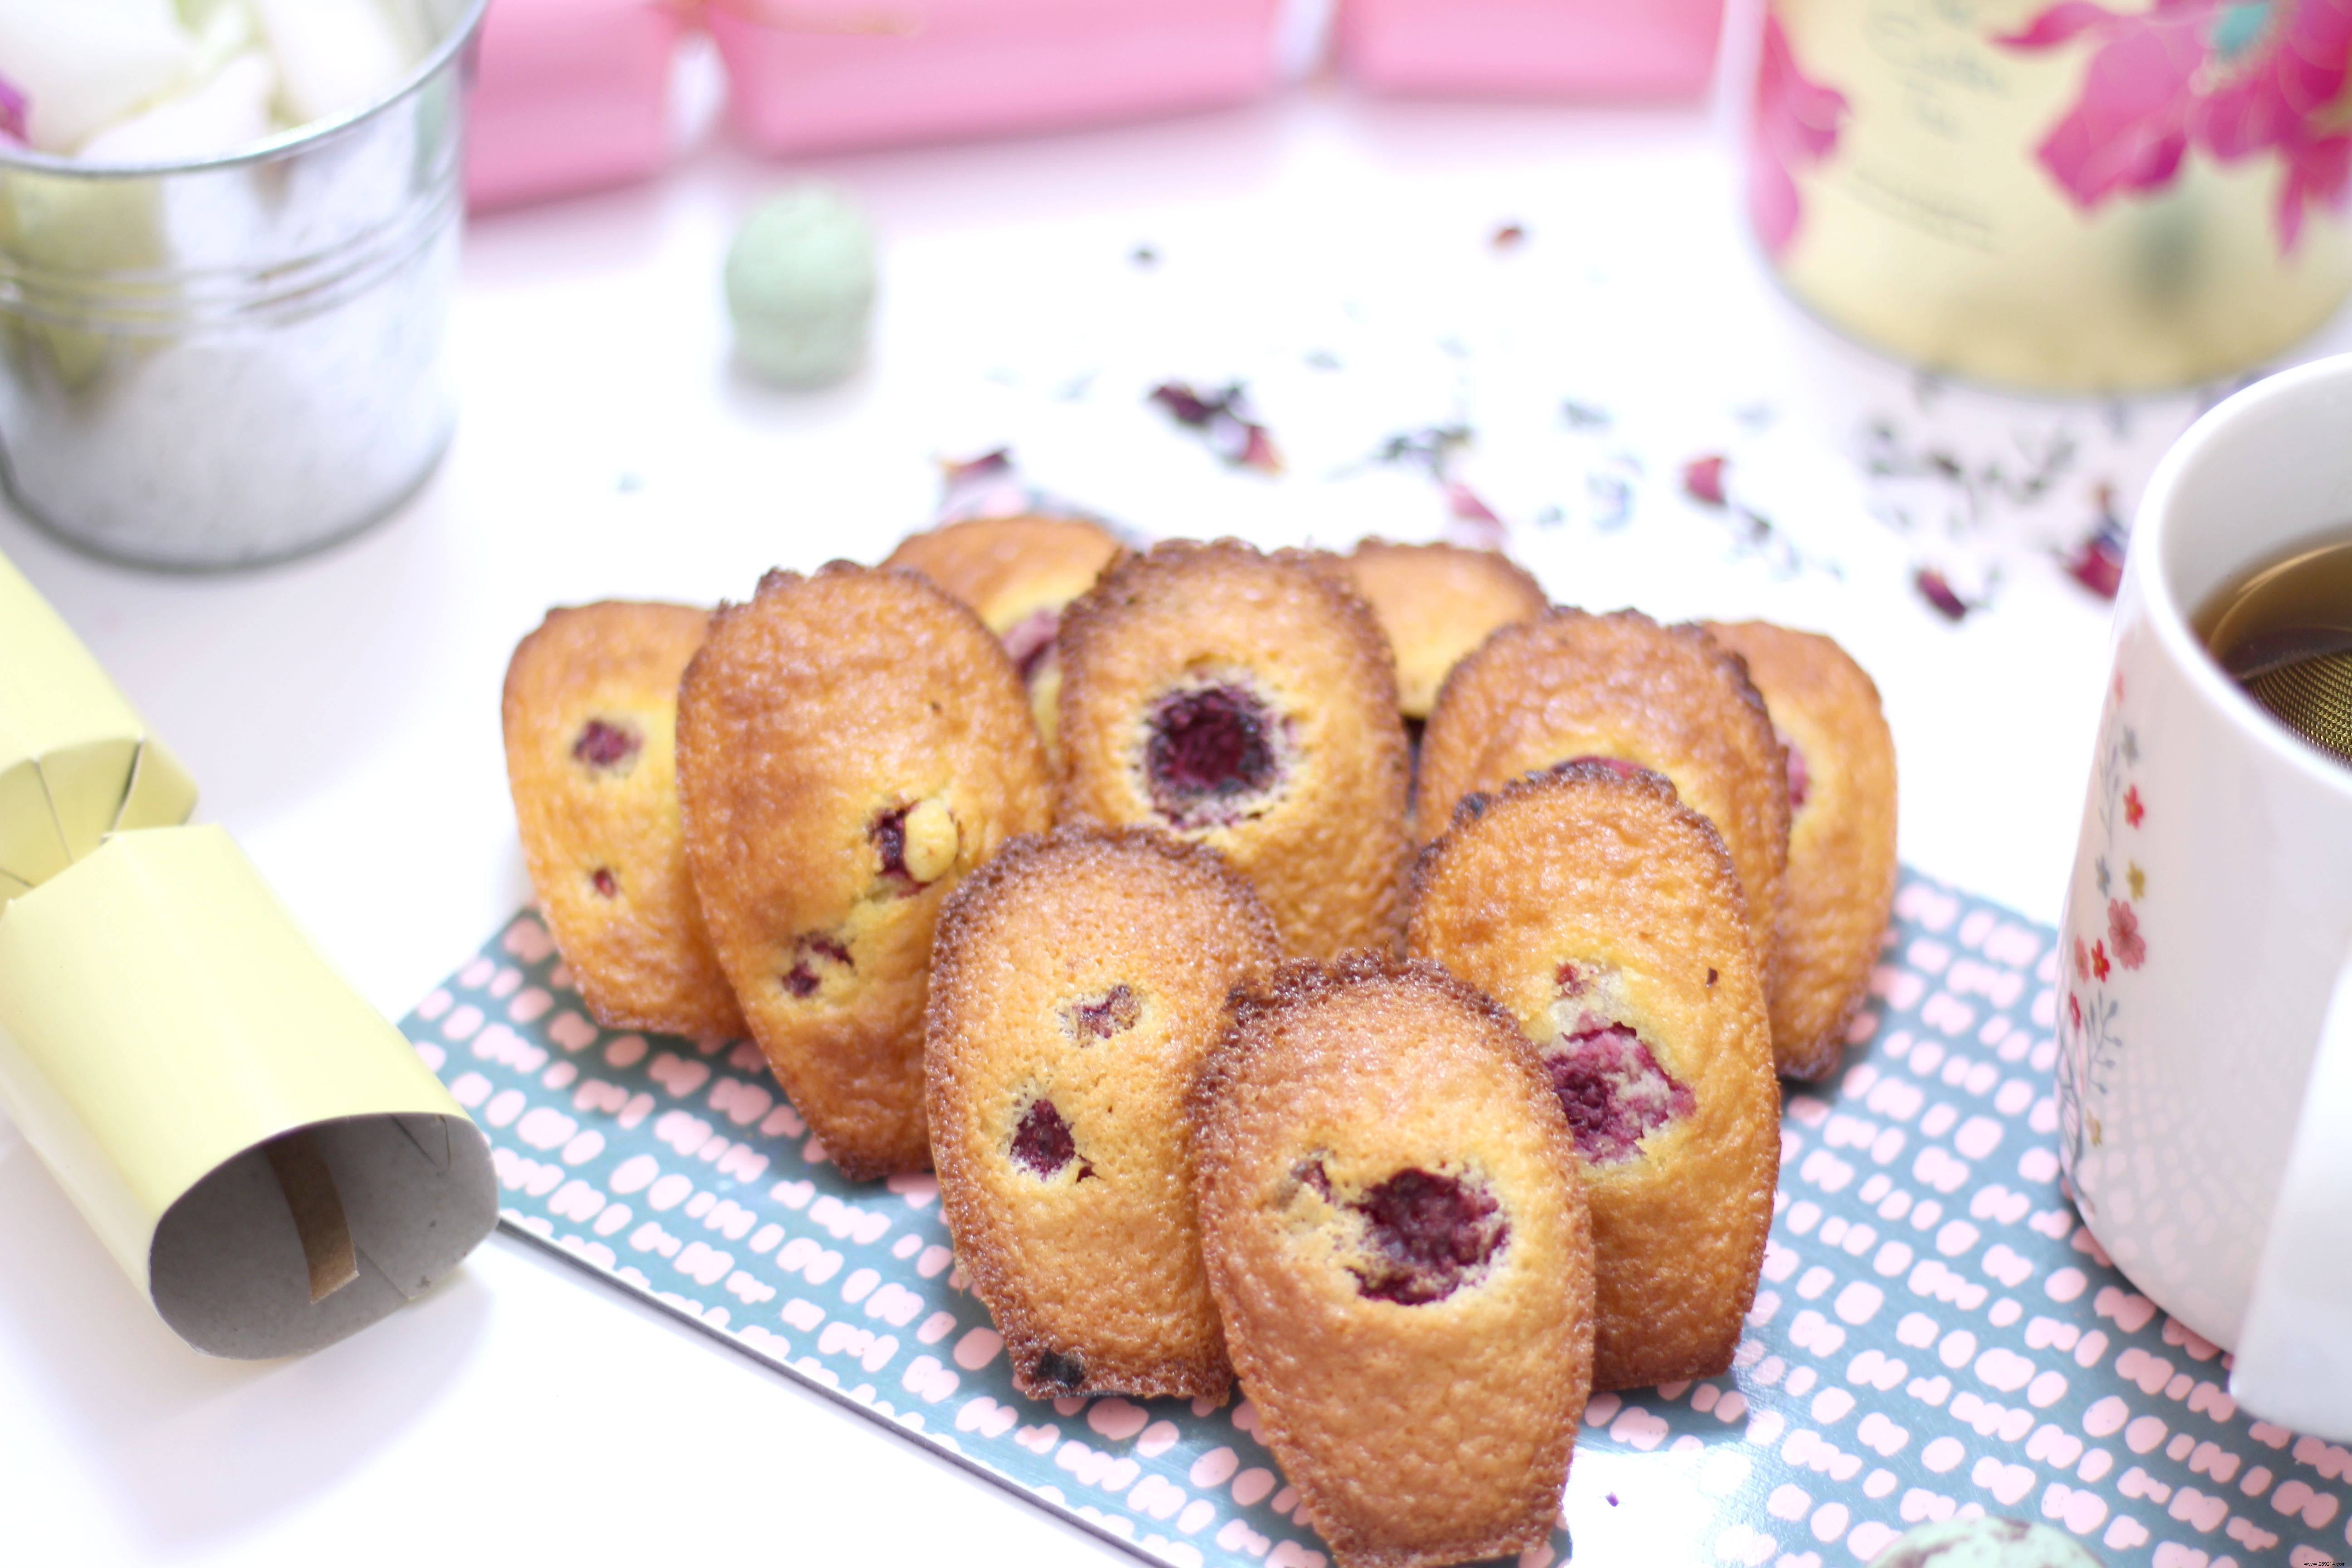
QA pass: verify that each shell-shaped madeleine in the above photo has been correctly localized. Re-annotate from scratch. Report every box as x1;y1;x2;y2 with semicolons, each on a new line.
1191;955;1594;1568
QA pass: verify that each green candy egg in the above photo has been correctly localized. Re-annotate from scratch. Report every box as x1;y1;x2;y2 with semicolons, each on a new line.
724;185;876;387
1869;1517;2106;1568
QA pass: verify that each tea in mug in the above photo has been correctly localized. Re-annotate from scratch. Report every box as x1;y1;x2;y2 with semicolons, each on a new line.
2194;526;2352;766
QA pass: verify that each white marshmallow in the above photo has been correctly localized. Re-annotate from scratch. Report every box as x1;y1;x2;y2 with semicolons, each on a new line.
246;0;416;128
0;0;196;152
78;49;274;165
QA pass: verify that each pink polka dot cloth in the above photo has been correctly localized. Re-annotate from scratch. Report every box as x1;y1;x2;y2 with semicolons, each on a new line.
401;871;2352;1568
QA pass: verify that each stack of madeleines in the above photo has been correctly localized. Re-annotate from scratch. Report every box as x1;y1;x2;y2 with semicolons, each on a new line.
502;518;1898;1568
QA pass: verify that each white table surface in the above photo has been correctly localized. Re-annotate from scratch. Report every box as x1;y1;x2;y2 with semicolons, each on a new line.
5;69;2348;1567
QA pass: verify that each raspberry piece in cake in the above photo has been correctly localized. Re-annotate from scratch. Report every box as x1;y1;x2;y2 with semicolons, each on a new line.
1010;1098;1085;1179
571;718;641;770
1145;682;1284;827
1065;984;1140;1041
1349;1167;1508;1305
1543;1019;1696;1166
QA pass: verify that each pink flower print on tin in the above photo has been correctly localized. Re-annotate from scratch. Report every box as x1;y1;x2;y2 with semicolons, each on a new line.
1749;11;1850;257
1998;0;2352;250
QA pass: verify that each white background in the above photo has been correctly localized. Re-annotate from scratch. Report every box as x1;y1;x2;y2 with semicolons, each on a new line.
4;50;2348;1567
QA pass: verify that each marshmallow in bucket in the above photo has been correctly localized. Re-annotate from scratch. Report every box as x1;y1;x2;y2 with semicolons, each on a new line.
0;0;425;163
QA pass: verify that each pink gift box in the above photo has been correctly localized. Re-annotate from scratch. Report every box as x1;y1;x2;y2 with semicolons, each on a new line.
709;0;1284;157
1339;0;1725;99
465;0;683;211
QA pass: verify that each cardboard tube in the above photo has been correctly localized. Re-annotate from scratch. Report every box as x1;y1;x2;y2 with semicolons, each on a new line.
0;826;496;1357
264;1128;362;1303
0;552;197;900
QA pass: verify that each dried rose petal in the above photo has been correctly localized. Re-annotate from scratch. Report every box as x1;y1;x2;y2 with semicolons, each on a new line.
1683;455;1730;508
939;448;1013;487
1916;568;1971;622
2066;527;2126;599
1150;382;1225;428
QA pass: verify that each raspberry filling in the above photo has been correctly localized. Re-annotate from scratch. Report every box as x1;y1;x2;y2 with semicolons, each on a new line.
1066;984;1139;1041
590;867;618;898
1544;1017;1695;1166
782;934;852;998
1000;608;1061;684
1781;732;1810;812
1349;1168;1508;1306
1145;683;1282;828
1011;1098;1091;1180
572;719;641;770
870;805;917;894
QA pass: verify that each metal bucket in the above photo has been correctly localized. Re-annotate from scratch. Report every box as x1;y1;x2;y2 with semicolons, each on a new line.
0;0;487;570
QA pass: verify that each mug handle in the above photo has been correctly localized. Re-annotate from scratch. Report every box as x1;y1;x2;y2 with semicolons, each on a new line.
2230;932;2352;1443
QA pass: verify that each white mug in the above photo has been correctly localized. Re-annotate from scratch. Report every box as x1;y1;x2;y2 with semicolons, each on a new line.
2056;354;2352;1443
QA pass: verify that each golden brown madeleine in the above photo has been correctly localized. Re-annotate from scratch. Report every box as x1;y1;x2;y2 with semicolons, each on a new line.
1410;763;1778;1391
676;565;1052;1179
1190;954;1594;1568
1705;622;1899;1081
1416;608;1789;979
1054;539;1412;960
883;514;1125;754
926;827;1280;1401
502;603;745;1039
1342;540;1548;720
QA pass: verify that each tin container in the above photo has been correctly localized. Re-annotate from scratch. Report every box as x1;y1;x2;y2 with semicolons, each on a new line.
0;0;488;570
1749;0;2352;392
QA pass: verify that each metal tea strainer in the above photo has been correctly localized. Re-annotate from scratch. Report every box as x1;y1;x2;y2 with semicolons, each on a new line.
2230;630;2352;767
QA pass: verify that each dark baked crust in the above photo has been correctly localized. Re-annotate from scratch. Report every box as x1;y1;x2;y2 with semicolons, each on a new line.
926;826;1279;1401
676;564;1052;1179
1409;763;1779;1390
1705;622;1899;1081
1190;952;1595;1568
1342;541;1548;719
501;602;745;1039
1054;539;1413;960
1415;608;1790;988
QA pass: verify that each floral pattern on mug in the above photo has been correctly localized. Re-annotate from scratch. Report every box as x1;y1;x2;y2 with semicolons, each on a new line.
1750;9;1851;257
1996;0;2352;251
2058;664;2152;1192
